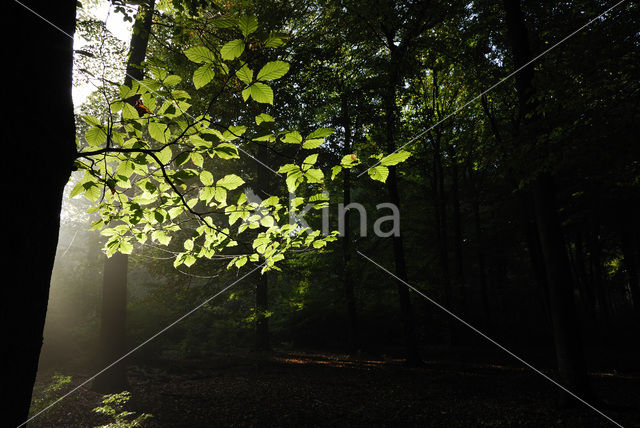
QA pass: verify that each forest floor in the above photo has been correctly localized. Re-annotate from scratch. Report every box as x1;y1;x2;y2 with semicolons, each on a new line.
29;348;639;427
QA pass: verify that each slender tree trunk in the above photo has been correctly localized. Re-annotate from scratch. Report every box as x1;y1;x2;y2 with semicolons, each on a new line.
574;229;596;323
503;0;589;400
93;0;155;392
432;132;453;344
385;53;421;365
450;150;467;317
341;92;358;350
472;196;491;330
532;175;589;398
588;216;610;326
255;271;270;351
619;211;640;322
254;140;271;351
2;3;76;425
92;253;130;393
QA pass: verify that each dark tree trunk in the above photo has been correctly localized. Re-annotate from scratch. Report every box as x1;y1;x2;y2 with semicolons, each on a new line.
532;175;590;398
472;196;491;331
384;52;421;365
503;0;590;400
432;137;453;344
587;216;611;326
254;141;271;351
574;229;596;323
124;1;155;88
92;253;130;393
255;271;270;351
618;209;640;322
341;92;359;350
2;3;77;425
92;0;155;393
449;150;467;320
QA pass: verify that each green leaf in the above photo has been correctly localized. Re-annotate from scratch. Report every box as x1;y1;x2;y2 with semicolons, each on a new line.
85;126;107;146
285;170;303;192
122;103;138;120
242;82;273;104
119;239;134;255
82;115;101;126
214;187;228;204
256;61;290;81
278;164;299;174
282;131;302;144
304;168;324;183
116;160;135;179
380;150;412;166
255;113;274;125
217;174;245;190
193;64;215;89
237;16;258;38
200;170;214;186
260;216;274;227
200;186;215;204
236;64;253;84
302;154;318;169
84;182;102;202
156;146;172;164
163;75;182;87
148;121;169;143
307;128;335;139
264;31;288;48
302;138;324;149
213;143;240;159
331;165;342;180
220;39;245;60
191;152;204;167
184;46;215;64
341;154;359;167
368;165;389;182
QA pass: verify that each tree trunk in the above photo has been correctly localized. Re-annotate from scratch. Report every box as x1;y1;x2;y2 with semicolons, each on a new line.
532;175;590;398
503;0;590;401
92;253;130;393
254;139;271;351
2;3;77;425
432;142;453;343
255;271;270;351
619;210;640;323
472;196;491;331
385;52;421;365
587;215;611;326
341;92;359;350
92;0;155;393
450;150;467;320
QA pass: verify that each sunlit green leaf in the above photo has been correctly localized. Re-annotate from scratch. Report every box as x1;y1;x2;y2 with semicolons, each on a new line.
256;61;290;81
220;39;245;60
237;16;258;38
184;46;215;63
193;64;215;89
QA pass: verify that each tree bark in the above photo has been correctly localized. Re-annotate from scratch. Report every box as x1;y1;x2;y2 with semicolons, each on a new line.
618;209;640;322
92;253;130;393
254;140;271;351
2;2;77;425
384;50;421;365
503;0;590;400
341;92;359;350
255;271;270;351
92;0;155;393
